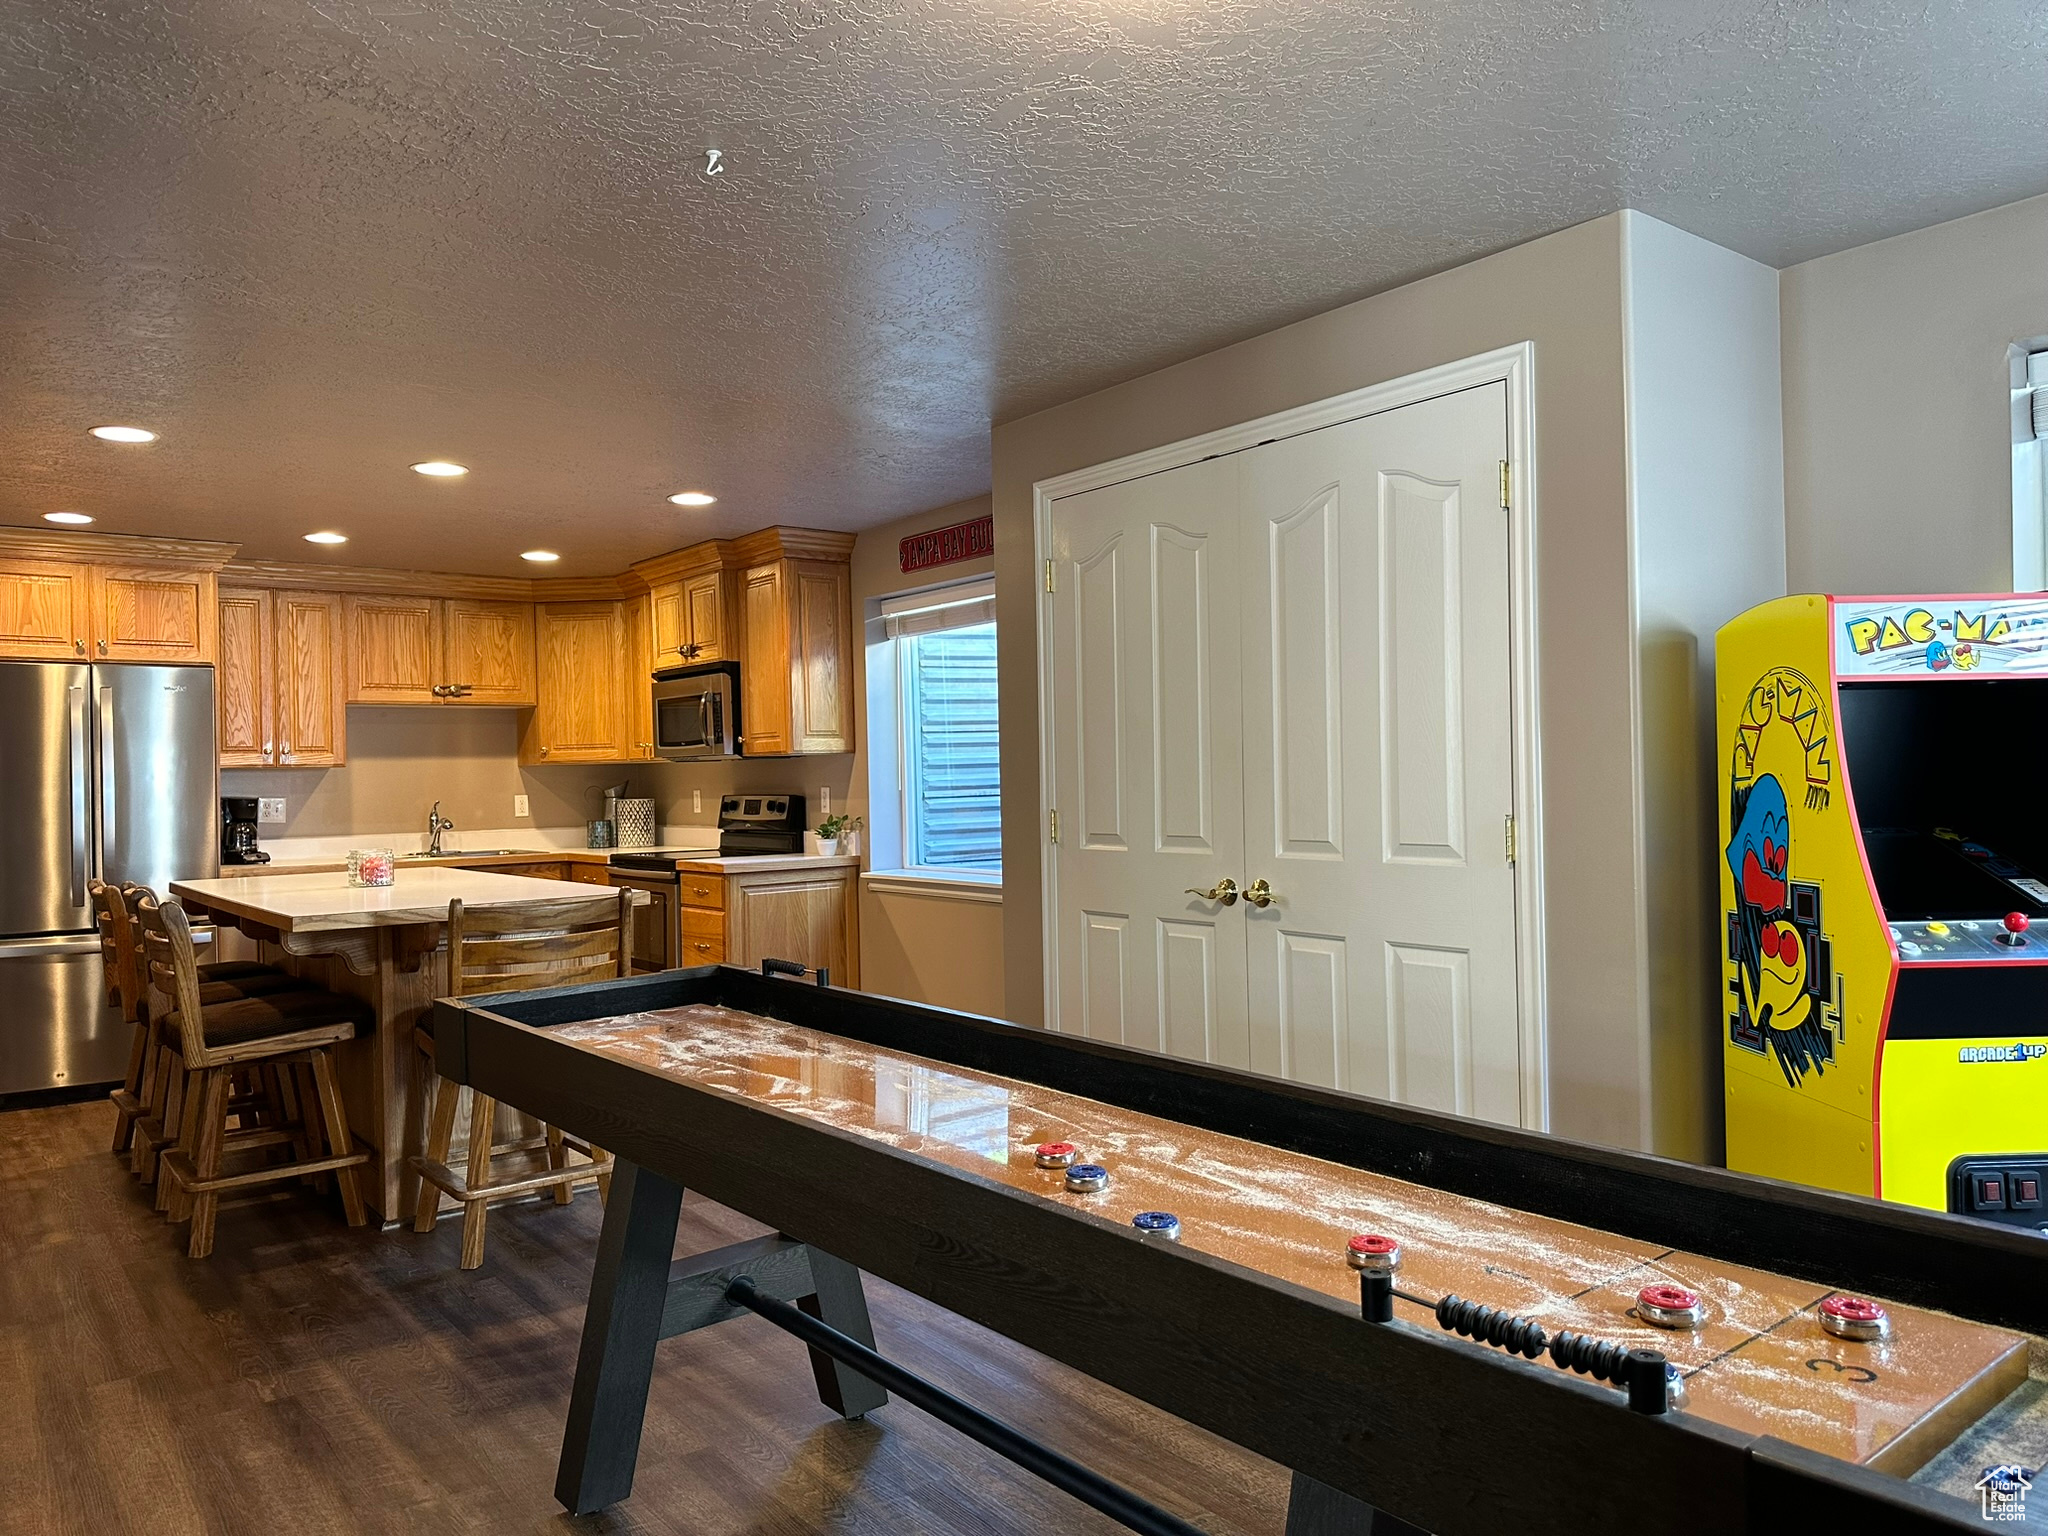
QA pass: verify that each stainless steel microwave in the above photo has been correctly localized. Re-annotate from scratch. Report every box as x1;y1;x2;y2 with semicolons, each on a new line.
651;661;740;759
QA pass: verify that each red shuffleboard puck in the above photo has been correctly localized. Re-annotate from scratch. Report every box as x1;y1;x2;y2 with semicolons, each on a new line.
1636;1282;1704;1330
1819;1294;1892;1341
1345;1233;1402;1273
1033;1142;1080;1169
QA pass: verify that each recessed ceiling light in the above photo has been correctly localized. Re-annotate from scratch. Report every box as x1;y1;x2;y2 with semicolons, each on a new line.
411;460;468;477
304;530;349;545
520;549;560;563
668;491;716;507
89;425;156;443
44;511;94;525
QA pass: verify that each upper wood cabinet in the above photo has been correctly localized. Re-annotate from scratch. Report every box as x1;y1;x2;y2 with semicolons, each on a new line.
90;565;217;662
344;596;535;705
523;602;627;763
650;567;728;668
442;599;538;704
622;592;655;760
738;554;852;756
218;587;346;768
0;560;92;659
0;546;225;664
217;588;273;766
276;592;346;765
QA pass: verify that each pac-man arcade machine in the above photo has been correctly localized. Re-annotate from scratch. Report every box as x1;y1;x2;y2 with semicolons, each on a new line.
1718;593;2048;1228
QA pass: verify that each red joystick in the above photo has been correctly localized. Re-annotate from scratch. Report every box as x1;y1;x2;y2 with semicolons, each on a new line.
2001;912;2031;948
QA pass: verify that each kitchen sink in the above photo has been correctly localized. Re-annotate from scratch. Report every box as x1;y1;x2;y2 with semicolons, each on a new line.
399;848;545;859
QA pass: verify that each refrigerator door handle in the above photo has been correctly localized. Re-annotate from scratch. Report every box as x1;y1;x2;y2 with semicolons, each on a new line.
98;684;117;876
68;683;90;905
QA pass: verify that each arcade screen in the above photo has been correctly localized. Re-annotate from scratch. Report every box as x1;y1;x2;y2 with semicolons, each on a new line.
1839;679;2048;921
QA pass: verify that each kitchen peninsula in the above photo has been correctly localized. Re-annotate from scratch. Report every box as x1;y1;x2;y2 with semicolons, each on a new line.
168;866;633;1221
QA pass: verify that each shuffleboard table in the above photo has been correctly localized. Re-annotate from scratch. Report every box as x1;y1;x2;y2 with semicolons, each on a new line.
431;965;2048;1535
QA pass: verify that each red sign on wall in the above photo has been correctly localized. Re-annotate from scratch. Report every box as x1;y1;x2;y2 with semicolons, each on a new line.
900;513;993;574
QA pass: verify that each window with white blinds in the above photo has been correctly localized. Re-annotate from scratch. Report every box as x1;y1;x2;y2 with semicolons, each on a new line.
879;578;1001;874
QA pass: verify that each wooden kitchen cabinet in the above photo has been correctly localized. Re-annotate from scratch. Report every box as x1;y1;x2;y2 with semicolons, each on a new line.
738;555;852;756
0;559;91;659
670;864;858;983
346;595;439;702
90;565;217;662
345;595;535;704
649;565;727;669
622;592;655;760
219;586;346;767
0;553;222;664
523;601;628;762
217;587;273;765
275;592;346;765
442;599;537;704
725;865;858;984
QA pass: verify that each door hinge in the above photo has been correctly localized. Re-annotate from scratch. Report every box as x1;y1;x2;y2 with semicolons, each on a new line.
1504;813;1517;865
1499;460;1511;510
1049;809;1059;844
1044;559;1056;593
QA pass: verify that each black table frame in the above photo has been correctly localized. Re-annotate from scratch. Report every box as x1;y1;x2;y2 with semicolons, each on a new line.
432;966;2047;1536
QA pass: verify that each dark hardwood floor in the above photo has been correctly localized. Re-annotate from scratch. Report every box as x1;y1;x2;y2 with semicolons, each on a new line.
0;1100;1287;1536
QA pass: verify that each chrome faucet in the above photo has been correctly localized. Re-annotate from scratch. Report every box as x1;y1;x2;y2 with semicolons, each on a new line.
426;801;454;857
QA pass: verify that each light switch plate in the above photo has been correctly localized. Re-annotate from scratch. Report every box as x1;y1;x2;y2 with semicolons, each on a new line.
692;789;702;814
257;797;287;824
513;794;530;818
820;786;831;816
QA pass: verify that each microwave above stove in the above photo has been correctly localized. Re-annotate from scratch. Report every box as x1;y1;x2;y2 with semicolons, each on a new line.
651;661;740;760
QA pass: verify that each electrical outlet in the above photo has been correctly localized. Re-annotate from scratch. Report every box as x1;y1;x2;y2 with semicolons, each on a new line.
692;788;702;814
513;794;530;819
820;786;831;817
257;797;287;825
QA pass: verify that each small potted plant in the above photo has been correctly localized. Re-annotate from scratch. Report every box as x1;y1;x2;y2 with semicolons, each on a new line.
816;812;863;857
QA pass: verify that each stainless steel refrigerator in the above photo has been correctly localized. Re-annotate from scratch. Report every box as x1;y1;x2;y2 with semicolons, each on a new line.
0;661;218;1098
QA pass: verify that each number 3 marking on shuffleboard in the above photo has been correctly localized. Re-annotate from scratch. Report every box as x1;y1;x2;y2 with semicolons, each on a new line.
1806;1358;1879;1384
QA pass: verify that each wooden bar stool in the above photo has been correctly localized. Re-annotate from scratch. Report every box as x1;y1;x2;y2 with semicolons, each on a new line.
411;891;627;1269
136;893;371;1258
103;883;306;1183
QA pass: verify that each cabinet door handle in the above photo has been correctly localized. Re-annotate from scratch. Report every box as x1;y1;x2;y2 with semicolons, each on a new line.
694;942;712;953
262;740;273;757
96;638;108;655
73;638;85;654
691;886;711;897
280;742;292;759
539;746;550;757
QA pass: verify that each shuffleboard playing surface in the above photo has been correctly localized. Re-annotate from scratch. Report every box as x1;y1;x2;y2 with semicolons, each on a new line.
553;1003;2030;1474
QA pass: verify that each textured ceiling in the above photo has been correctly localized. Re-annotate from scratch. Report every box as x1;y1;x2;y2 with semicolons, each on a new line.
4;0;2046;575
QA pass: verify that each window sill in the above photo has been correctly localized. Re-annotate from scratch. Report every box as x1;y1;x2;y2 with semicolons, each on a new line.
860;869;1004;904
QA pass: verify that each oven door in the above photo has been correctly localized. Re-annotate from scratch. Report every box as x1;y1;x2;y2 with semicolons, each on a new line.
652;679;733;759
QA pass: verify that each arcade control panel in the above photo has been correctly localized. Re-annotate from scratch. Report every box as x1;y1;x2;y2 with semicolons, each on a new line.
1889;912;2047;960
1949;1156;2048;1235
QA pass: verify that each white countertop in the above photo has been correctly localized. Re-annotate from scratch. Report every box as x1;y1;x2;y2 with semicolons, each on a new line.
171;868;626;933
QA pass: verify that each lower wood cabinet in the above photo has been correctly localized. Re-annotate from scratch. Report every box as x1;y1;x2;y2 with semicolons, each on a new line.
676;864;858;983
217;586;345;767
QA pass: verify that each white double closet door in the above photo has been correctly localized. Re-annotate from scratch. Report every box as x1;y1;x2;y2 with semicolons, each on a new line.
1048;381;1523;1124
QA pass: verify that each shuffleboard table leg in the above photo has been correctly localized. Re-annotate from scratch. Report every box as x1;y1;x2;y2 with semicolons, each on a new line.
1284;1470;1429;1535
555;1159;685;1515
795;1243;891;1418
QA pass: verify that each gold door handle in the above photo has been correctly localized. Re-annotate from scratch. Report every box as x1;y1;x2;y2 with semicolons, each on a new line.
1243;879;1276;908
1184;878;1238;906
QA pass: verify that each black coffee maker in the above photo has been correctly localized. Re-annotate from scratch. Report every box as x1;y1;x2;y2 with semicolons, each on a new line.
221;797;270;865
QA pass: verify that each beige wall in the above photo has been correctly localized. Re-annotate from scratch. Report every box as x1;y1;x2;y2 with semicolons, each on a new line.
1621;213;1787;1162
847;496;1006;1013
1782;189;2048;593
993;214;1654;1149
222;708;853;842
